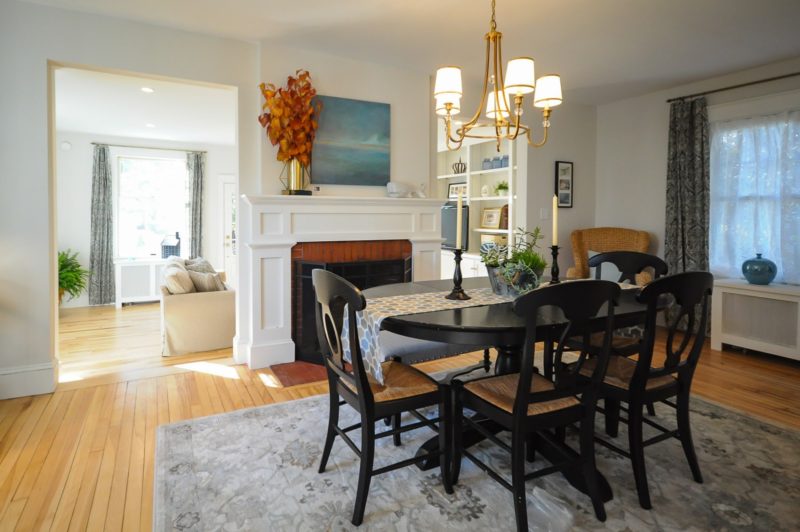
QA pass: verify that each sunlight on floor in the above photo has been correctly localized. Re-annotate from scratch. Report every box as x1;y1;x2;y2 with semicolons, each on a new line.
175;361;239;379
258;373;282;388
58;371;86;383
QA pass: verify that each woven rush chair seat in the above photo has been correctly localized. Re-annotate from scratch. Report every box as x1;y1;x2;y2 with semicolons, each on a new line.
567;227;650;280
341;360;439;402
579;356;675;391
589;331;639;350
464;373;580;416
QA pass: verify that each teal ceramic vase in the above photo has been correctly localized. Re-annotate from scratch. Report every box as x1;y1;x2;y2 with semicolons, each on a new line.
741;253;777;285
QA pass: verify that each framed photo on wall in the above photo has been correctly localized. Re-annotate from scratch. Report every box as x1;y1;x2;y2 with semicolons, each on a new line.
448;182;468;199
480;207;502;229
555;161;573;208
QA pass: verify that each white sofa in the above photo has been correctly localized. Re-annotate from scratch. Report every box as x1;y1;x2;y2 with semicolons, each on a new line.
160;272;235;356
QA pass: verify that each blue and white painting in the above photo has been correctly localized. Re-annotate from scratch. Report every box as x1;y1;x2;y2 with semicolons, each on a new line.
311;95;390;186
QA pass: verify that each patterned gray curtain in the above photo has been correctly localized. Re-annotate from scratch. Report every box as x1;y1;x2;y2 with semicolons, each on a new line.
187;152;205;258
665;97;710;274
88;144;115;305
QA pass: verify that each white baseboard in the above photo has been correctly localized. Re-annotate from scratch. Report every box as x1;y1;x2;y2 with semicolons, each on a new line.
0;362;57;399
246;340;295;369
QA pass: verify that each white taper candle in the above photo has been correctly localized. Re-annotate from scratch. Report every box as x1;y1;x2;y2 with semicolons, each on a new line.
456;192;463;249
552;194;558;246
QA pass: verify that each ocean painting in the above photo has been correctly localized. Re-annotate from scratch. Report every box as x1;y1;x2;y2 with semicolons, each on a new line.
311;95;390;186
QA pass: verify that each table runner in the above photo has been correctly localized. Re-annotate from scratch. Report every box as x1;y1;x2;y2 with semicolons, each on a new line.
342;287;513;384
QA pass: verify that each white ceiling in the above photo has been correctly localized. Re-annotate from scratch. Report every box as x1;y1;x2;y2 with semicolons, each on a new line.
54;68;238;145
33;0;800;104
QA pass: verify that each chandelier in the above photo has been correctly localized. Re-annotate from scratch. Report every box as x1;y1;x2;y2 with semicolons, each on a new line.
434;0;562;151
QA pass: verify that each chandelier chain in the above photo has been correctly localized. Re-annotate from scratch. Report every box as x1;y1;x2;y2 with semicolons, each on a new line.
490;0;496;31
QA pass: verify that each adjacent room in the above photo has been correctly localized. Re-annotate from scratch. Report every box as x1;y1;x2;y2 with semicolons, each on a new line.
54;67;239;383
0;0;799;531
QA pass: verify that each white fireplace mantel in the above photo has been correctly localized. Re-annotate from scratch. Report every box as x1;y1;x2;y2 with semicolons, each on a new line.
236;195;444;369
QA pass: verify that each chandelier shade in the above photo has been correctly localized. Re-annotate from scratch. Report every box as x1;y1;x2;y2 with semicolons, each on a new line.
504;57;535;95
434;0;562;150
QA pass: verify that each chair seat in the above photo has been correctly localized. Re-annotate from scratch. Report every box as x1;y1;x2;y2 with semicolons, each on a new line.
464;373;580;416
579;356;675;391
588;331;640;350
342;360;438;402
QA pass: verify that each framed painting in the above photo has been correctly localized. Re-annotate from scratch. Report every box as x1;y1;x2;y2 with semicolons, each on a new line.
448;182;467;199
311;95;390;186
481;207;502;229
555;161;573;208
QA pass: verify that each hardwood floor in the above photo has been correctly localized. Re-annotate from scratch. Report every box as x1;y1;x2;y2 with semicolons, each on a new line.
0;305;796;530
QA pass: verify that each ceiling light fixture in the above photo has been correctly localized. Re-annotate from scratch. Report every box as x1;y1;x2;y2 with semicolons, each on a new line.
434;0;562;151
145;123;156;128
141;87;155;93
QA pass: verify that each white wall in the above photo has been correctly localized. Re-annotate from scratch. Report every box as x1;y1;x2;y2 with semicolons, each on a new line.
55;131;237;308
595;57;800;257
524;102;598;274
258;44;431;197
0;0;259;398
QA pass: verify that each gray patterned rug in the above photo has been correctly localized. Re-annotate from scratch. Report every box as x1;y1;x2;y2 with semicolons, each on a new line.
155;393;800;531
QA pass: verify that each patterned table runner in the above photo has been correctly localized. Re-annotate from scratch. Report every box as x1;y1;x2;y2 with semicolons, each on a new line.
342;288;513;384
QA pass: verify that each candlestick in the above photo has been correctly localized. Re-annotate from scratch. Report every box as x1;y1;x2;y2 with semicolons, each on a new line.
552;194;558;246
456;191;463;250
550;245;561;285
445;249;471;300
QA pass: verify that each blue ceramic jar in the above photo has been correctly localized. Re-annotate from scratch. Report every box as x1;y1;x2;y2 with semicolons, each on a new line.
741;253;777;285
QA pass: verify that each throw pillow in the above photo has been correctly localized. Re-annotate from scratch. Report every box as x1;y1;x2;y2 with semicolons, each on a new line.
588;250;623;282
164;265;196;294
185;257;216;274
187;270;226;292
165;256;186;271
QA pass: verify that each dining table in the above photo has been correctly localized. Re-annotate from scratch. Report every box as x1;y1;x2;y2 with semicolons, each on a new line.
361;275;655;503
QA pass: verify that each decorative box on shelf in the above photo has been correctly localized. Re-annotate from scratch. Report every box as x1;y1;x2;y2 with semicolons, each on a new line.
711;278;800;361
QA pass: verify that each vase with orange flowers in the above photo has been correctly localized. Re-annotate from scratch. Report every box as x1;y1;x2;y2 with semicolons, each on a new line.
258;69;321;194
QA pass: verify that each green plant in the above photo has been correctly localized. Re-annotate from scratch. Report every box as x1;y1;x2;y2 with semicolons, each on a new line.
58;249;91;302
480;227;548;273
494;180;509;194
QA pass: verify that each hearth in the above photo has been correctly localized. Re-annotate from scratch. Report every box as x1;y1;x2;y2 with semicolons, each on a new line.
292;241;412;364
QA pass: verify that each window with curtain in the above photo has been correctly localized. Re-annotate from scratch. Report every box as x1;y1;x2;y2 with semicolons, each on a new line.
116;156;191;258
709;110;800;284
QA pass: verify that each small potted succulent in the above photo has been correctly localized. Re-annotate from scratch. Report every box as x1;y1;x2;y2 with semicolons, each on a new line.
58;249;91;304
495;180;509;196
481;228;548;296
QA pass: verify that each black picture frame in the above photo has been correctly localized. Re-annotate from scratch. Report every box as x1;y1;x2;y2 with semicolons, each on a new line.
555;161;573;208
448;182;468;199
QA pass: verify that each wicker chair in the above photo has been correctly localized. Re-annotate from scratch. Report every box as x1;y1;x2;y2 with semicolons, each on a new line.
566;227;651;280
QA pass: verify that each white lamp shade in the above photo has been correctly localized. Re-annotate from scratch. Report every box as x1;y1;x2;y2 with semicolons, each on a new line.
434;67;463;97
485;90;510;119
504;57;535;95
435;95;461;116
534;74;563;108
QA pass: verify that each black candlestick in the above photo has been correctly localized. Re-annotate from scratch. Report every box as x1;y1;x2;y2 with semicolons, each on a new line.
550;245;561;284
445;248;471;300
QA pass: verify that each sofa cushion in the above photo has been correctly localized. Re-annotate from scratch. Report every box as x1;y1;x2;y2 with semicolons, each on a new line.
164;265;196;294
187;270;226;292
185;257;216;274
165;256;186;271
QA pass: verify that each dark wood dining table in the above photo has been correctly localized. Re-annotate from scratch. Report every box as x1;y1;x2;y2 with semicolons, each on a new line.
363;276;654;502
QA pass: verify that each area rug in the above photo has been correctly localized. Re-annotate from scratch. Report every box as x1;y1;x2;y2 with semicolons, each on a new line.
155;395;800;531
269;361;328;387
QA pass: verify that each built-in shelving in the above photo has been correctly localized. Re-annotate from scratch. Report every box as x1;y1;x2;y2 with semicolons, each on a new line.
469;196;510;202
436;172;468;180
473;228;509;234
471;166;516;177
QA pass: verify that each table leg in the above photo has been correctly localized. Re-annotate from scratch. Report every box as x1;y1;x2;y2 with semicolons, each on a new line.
494;345;521;374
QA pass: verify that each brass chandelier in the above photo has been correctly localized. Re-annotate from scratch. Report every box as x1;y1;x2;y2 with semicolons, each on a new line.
434;0;563;151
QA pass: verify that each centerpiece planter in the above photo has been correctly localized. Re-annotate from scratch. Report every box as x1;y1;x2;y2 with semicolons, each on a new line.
482;228;547;296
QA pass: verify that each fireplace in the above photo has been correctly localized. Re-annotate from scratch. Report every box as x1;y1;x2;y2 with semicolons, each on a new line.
291;240;412;364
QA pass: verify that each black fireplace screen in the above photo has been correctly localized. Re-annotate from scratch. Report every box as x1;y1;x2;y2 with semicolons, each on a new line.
293;257;412;364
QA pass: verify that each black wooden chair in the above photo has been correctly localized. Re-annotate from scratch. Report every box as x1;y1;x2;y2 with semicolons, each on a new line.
451;280;621;531
312;269;452;526
583;271;713;509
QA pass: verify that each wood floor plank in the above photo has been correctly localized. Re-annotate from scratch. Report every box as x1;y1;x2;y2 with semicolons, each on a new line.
140;379;158;531
104;381;139;532
122;380;148;532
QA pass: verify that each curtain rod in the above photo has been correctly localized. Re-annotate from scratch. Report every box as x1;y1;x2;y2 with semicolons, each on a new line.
666;71;800;103
90;142;206;154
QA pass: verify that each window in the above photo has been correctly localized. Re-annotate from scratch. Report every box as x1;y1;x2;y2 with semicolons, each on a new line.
116;156;190;258
709;110;800;284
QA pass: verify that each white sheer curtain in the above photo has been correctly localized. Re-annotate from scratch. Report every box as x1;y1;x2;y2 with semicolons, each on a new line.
709;110;800;284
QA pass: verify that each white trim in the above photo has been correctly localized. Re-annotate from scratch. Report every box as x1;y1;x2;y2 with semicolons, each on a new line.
0;362;56;400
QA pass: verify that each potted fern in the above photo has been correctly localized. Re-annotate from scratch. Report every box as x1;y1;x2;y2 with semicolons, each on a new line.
481;228;548;295
58;249;91;304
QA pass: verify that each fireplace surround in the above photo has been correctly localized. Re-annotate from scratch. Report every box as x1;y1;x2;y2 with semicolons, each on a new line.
237;195;443;369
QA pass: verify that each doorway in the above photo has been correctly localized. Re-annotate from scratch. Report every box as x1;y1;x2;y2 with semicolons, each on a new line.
53;65;240;384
